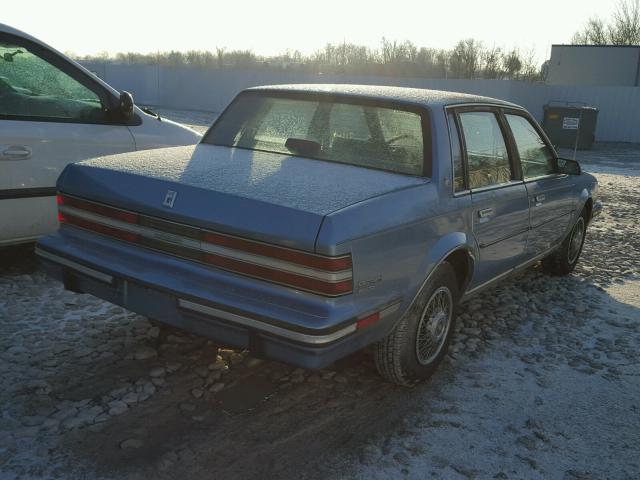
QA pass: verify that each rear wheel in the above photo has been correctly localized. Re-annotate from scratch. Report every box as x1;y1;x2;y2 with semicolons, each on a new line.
541;210;588;276
374;262;459;386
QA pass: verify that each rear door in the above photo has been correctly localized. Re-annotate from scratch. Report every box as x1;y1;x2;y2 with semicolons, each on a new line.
0;32;135;245
503;112;575;256
453;108;530;288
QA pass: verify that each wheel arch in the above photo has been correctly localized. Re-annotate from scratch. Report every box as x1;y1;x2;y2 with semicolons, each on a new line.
578;187;593;223
397;233;475;326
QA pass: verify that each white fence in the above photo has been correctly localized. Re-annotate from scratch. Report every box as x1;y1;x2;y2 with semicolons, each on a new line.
82;62;640;143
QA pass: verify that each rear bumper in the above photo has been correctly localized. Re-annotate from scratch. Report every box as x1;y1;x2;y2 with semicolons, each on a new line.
35;235;401;369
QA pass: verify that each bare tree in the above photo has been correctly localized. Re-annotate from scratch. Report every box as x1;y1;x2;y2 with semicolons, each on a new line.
502;49;522;79
572;0;640;45
449;39;481;78
482;47;503;79
74;36;547;82
610;0;640;44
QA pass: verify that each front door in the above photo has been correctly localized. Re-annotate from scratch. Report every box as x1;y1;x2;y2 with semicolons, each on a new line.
456;110;530;287
0;34;135;245
503;113;575;255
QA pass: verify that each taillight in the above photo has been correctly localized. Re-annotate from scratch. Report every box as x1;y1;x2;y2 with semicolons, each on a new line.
56;194;65;223
55;193;353;296
61;195;138;224
200;232;352;295
201;231;352;272
57;194;140;242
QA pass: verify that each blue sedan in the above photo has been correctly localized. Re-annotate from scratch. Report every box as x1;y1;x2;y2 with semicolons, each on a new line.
36;85;601;385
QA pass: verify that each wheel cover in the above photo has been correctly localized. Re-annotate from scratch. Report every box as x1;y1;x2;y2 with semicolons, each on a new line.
415;286;453;366
568;216;585;264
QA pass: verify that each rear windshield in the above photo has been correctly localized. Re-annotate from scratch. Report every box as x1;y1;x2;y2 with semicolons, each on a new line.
203;93;426;176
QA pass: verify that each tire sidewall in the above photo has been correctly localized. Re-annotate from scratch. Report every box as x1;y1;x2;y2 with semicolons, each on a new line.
566;212;588;269
398;263;459;383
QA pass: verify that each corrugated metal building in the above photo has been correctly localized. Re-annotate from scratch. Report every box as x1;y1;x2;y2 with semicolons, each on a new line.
547;44;640;86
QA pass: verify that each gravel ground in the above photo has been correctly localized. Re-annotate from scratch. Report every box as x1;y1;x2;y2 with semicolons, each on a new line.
0;110;638;479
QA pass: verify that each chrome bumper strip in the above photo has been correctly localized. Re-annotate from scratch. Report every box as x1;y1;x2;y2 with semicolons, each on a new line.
177;298;357;345
35;248;114;284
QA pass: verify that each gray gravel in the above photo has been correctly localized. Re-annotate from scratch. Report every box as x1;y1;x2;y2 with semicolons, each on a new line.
0;113;638;479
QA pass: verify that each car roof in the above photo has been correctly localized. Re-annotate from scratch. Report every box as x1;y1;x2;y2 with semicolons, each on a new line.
245;84;521;109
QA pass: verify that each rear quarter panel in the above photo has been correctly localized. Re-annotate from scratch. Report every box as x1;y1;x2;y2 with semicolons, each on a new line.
318;186;474;337
316;105;476;335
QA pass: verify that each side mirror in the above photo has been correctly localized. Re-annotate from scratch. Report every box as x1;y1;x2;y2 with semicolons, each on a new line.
557;157;581;175
118;91;135;121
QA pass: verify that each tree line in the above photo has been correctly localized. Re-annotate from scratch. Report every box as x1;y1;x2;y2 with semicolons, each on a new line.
572;0;640;45
73;1;639;82
72;38;544;82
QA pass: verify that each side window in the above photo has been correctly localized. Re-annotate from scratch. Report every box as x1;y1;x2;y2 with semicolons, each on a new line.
0;40;106;122
447;113;466;192
505;114;556;179
458;111;512;189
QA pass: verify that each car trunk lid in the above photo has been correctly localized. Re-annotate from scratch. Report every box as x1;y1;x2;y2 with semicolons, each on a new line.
58;144;428;251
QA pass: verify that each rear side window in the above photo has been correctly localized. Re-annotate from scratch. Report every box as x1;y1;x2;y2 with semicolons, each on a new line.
505;114;556;179
458;111;512;189
205;93;426;176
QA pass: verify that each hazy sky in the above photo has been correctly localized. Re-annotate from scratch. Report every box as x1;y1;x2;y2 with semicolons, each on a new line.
3;0;618;62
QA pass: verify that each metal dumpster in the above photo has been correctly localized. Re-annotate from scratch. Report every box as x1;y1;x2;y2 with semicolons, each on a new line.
542;103;599;150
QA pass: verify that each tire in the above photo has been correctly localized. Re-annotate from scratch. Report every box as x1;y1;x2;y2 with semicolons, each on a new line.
373;262;459;386
541;209;588;276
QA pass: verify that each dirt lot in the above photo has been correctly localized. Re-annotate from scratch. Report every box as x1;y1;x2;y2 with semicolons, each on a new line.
0;112;638;479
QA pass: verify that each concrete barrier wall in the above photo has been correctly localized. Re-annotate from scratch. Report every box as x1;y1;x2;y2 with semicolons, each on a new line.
81;61;640;143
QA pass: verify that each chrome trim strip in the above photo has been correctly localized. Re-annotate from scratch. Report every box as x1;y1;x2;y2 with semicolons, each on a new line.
379;301;402;319
35;247;113;283
444;103;526;111
470;180;524;194
60;205;351;282
462;245;559;300
177;299;357;345
199;242;352;282
60;205;201;249
464;269;513;296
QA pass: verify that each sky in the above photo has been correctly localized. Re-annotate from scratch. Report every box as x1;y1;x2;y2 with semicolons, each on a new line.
2;0;619;63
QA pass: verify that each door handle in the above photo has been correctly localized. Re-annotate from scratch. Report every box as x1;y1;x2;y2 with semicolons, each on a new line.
0;145;32;160
534;194;545;206
478;207;494;218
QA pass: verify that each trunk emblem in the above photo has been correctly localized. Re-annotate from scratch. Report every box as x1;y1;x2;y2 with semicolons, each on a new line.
163;190;178;208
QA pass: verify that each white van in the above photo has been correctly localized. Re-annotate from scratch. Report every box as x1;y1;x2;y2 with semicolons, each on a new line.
0;23;201;246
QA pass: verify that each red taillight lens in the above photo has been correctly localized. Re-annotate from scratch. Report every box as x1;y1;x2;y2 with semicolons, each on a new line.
62;213;139;243
200;230;353;295
201;232;351;272
202;253;352;296
61;195;138;224
56;194;65;223
356;312;380;329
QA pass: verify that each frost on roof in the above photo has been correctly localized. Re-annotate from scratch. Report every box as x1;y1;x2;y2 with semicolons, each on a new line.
246;84;518;108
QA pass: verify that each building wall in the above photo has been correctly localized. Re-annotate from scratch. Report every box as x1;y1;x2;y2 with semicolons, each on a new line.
81;62;640;143
547;45;640;86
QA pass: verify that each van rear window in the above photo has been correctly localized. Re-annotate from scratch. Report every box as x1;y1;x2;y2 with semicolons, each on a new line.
204;93;426;176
